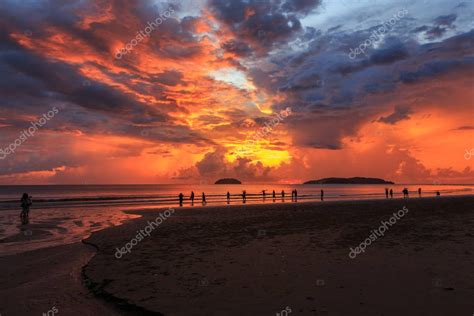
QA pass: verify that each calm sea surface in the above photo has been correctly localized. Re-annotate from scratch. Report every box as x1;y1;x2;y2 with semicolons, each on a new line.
1;183;472;211
0;184;472;256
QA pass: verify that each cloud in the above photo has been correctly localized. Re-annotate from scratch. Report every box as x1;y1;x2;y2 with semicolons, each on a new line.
182;147;273;182
377;106;413;125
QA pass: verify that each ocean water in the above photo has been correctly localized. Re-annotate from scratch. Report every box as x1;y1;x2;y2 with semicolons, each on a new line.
1;183;472;211
0;184;472;256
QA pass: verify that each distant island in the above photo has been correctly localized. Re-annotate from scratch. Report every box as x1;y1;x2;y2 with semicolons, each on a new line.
303;177;394;184
215;178;242;184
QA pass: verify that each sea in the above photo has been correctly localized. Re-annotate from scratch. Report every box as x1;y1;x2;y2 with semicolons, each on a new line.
0;183;472;256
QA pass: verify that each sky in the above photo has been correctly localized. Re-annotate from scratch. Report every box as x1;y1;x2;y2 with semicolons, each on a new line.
0;0;473;185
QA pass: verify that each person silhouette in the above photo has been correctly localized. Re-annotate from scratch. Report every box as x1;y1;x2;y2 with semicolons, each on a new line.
320;189;324;201
403;188;409;198
281;190;285;201
178;193;184;206
389;189;393;199
227;191;231;204
418;188;422;197
385;188;389;199
272;190;276;202
190;191;195;205
436;191;440;196
20;193;32;223
262;190;266;200
294;189;298;202
202;192;206;204
242;190;247;203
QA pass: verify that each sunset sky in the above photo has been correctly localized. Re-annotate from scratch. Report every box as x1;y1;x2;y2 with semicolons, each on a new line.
0;0;473;184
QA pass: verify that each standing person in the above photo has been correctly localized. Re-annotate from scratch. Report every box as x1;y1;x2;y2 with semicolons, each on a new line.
385;188;389;199
294;189;298;202
281;190;285;200
403;188;409;198
389;189;393;199
227;191;231;204
262;190;266;200
272;190;276;202
320;189;324;201
190;191;195;205
202;192;207;204
418;188;422;197
242;190;247;203
436;191;440;196
20;193;32;222
178;193;184;206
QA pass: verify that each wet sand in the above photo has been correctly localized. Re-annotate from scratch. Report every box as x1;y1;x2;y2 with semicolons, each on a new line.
0;242;131;316
1;196;473;315
83;196;474;316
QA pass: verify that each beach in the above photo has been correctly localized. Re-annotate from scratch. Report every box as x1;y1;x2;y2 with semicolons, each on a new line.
2;196;472;315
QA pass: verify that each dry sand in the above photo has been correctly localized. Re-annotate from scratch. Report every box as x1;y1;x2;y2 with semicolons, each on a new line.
1;196;473;316
83;196;474;316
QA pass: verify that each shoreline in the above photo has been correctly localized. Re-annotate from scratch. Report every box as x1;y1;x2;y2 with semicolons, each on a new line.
1;195;473;315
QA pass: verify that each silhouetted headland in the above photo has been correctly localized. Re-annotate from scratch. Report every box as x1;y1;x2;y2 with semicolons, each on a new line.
214;178;242;184
303;177;394;184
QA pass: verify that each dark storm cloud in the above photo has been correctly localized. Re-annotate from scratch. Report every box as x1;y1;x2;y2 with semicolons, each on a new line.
434;14;457;27
209;0;321;53
282;0;321;13
222;40;253;57
152;70;185;86
0;0;222;149
453;125;474;131
369;43;409;64
246;17;474;149
413;14;457;40
377;106;413;125
0;48;168;122
399;57;474;84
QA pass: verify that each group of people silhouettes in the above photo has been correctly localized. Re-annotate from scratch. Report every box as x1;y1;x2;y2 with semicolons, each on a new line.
384;187;440;199
177;188;326;206
178;187;443;206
